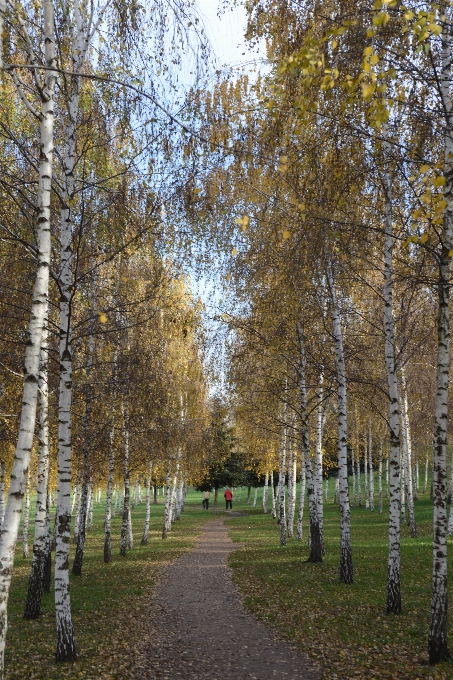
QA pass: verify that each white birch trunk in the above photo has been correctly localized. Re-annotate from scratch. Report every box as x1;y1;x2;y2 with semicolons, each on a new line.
263;473;268;514
286;440;294;537
120;400;130;556
270;471;276;519
24;311;50;618
278;398;287;547
162;468;171;539
103;383;116;563
253;487;258;508
429;8;453;661
22;471;31;559
401;371;417;537
127;507;133;550
71;486;78;515
369;425;375;512
297;324;322;561
0;2;56;671
382;130;402;614
379;441;383;515
141;463;152;545
400;462;406;524
327;270;353;583
386;456;390;498
73;486;80;544
424;454;429;495
0;462;5;527
87;482;93;532
42;494;51;593
315;375;325;550
296;447;306;541
351;446;356;508
357;450;362;507
364;440;369;509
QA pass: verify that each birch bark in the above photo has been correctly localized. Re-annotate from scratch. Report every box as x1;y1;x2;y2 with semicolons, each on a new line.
0;462;5;527
315;375;325;549
379;441;383;515
263;472;268;513
24;309;50;619
357;452;362;507
0;1;55;671
364;440;369;509
400;373;417;538
162;468;171;539
270;471;276;519
429;6;453;662
382;130;402;615
296;447;306;541
141;465;152;545
103;386;116;563
326;270;353;582
22;471;30;558
87;481;93;531
42;494;51;593
424;454;429;495
278;401;287;547
119;400;130;556
297;325;322;562
286;440;294;537
369;425;375;512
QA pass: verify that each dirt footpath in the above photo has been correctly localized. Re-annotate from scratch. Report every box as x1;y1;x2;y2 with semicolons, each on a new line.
131;517;317;679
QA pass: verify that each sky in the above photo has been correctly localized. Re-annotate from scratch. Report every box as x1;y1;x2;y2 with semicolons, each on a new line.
195;0;262;68
190;1;266;390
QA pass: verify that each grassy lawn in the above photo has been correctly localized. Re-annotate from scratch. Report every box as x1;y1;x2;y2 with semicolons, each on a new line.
5;487;210;680
226;487;453;680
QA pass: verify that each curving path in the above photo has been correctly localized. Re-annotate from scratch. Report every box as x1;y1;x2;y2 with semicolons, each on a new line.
131;517;317;679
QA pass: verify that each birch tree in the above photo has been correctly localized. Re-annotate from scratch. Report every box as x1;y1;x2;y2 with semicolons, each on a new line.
0;1;56;672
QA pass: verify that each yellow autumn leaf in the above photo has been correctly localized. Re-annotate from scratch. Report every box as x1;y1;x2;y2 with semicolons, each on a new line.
370;55;379;65
434;176;446;187
404;10;414;19
449;249;453;257
331;40;338;49
420;233;429;244
282;230;291;239
98;312;108;323
226;273;231;282
402;235;419;248
420;164;430;173
232;247;237;256
363;46;373;56
236;217;244;226
242;215;250;227
362;82;375;98
412;209;422;219
429;23;442;35
193;188;202;195
279;155;287;164
298;203;305;211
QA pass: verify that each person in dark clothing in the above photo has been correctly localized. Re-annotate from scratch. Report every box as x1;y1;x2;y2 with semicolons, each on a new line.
203;490;210;509
224;488;233;510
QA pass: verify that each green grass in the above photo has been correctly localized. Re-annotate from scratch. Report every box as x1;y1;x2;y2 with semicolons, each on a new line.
9;484;451;680
5;488;211;680
226;487;453;680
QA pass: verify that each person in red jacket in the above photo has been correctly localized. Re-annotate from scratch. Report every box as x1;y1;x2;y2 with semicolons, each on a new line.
224;488;233;510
